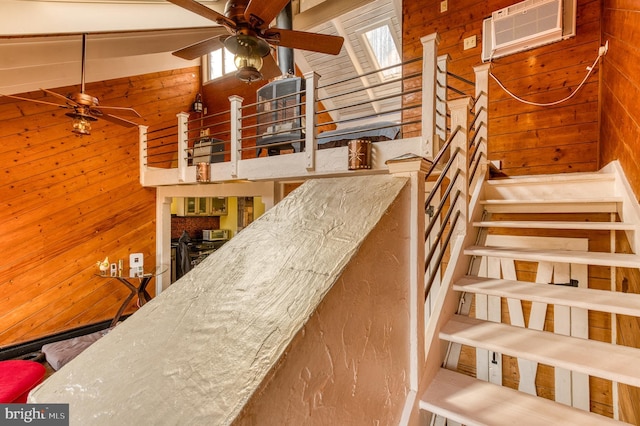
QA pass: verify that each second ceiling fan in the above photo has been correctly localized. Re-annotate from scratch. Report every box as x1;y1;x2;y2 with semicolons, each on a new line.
167;0;344;82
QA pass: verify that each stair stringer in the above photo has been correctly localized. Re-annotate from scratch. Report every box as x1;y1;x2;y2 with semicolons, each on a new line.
602;160;640;253
418;165;487;422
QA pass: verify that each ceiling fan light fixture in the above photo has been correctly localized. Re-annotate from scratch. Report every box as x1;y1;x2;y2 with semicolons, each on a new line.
234;66;263;83
66;108;97;136
225;34;271;83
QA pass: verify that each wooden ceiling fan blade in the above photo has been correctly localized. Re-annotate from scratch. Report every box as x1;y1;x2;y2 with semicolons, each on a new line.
245;0;290;29
166;0;236;28
261;54;283;80
172;34;227;60
41;88;78;106
95;105;141;118
101;114;139;128
263;29;344;55
1;93;70;109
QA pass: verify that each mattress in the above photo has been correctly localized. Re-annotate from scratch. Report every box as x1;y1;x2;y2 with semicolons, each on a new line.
317;121;400;148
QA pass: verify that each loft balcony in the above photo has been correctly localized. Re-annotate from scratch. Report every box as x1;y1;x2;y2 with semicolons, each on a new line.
138;34;452;187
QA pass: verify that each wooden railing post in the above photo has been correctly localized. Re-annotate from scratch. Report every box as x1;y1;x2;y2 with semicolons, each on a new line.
473;63;490;186
386;155;431;424
139;124;148;186
448;97;472;238
436;54;450;144
176;112;189;183
229;95;244;178
421;32;441;159
303;70;319;171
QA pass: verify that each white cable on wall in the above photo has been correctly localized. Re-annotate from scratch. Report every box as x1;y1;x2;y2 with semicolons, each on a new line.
489;42;607;107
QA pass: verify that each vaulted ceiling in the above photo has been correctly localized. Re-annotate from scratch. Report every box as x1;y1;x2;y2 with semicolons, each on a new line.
0;0;400;98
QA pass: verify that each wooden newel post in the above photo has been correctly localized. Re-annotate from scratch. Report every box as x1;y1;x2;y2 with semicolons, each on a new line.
387;154;431;423
229;95;243;178
448;97;472;239
421;32;441;159
303;71;319;171
176;112;189;183
473;63;491;182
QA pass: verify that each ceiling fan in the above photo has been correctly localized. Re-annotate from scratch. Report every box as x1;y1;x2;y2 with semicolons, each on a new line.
1;34;140;136
168;0;345;82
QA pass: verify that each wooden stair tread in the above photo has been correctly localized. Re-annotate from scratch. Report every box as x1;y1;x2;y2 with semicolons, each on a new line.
472;220;636;231
441;315;640;387
480;198;622;204
479;199;621;213
420;368;627;426
480;197;622;204
464;245;640;268
487;173;615;186
454;276;640;317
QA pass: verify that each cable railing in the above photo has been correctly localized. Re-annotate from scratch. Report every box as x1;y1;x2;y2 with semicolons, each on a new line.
142;121;181;169
468;92;487;187
423;64;490;309
138;32;462;186
423;126;465;299
308;55;427;149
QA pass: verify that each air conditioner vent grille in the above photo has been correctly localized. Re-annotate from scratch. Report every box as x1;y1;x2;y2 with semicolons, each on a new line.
494;0;561;48
482;0;575;62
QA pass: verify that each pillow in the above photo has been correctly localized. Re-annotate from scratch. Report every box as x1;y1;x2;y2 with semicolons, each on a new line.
41;328;112;371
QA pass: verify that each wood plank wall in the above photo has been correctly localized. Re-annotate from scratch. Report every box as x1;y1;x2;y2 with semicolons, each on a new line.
403;0;602;176
0;66;201;347
600;0;640;197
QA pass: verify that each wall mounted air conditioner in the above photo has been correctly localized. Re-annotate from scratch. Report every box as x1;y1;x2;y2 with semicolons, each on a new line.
482;0;576;62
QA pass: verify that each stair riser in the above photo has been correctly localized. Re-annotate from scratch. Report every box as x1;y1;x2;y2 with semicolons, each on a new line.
481;201;620;214
485;177;615;201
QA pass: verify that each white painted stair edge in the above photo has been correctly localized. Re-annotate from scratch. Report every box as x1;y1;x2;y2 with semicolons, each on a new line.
472;220;636;230
454;275;640;317
464;245;640;268
441;314;640;388
479;198;622;213
420;368;630;426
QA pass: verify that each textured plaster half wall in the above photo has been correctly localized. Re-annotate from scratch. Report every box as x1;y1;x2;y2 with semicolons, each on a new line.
234;178;412;424
30;174;409;425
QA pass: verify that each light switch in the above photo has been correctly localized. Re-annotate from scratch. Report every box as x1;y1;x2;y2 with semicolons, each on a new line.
440;0;448;13
464;35;477;50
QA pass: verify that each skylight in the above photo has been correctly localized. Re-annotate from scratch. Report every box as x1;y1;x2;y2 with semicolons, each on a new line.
363;24;401;79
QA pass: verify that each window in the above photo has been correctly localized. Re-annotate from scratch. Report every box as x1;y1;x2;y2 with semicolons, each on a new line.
204;47;237;82
362;23;401;80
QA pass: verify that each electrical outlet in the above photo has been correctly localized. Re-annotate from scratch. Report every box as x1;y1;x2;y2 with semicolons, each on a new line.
599;40;609;57
463;35;477;50
440;0;448;13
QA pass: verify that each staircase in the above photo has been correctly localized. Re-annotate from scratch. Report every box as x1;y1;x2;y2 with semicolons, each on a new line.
419;169;640;425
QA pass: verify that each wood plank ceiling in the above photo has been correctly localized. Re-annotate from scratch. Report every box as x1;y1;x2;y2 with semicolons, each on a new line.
0;0;400;109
